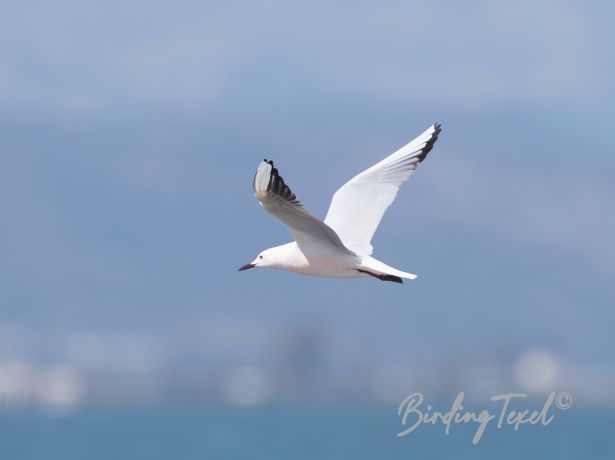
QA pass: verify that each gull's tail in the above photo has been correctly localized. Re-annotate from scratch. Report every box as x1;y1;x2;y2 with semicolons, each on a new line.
357;256;417;284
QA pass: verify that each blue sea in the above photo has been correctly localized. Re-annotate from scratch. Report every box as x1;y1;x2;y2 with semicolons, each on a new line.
0;404;613;459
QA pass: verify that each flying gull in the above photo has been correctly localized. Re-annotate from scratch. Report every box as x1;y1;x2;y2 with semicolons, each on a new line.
239;123;442;284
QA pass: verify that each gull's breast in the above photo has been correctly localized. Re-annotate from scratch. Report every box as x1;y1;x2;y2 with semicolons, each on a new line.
284;247;362;278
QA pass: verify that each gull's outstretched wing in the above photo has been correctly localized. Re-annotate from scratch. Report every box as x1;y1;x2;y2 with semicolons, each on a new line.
324;123;442;255
253;160;354;255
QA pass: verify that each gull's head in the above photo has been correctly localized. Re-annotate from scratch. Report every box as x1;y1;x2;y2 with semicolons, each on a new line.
238;248;276;271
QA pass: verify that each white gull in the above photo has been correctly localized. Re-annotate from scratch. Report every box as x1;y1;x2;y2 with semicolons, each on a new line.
239;123;442;284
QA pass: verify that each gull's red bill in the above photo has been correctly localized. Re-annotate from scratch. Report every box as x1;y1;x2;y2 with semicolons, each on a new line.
238;263;255;271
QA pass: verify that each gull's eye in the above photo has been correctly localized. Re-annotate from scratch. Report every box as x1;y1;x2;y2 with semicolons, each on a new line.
259;255;263;259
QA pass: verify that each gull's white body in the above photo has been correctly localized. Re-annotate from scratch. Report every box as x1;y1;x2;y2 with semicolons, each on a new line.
258;242;412;280
240;123;442;284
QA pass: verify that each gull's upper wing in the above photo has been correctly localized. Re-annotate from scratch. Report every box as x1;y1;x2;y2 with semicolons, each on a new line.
324;123;442;256
253;160;354;255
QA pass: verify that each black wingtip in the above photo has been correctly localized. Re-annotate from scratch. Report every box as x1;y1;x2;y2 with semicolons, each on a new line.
260;160;298;203
416;123;442;163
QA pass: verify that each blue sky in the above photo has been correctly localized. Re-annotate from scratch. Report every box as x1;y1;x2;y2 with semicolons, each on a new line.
1;0;614;403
